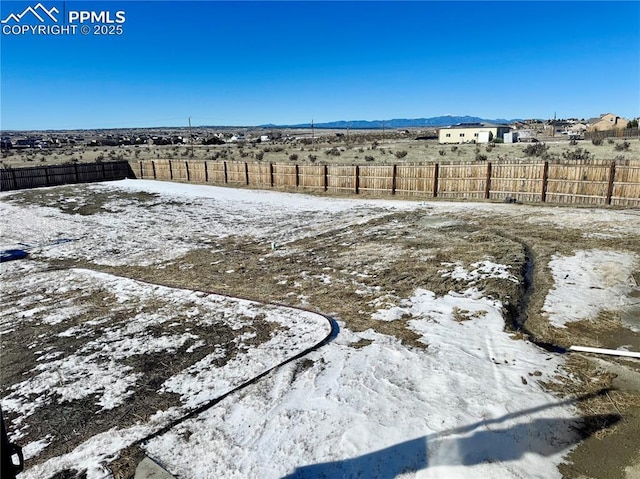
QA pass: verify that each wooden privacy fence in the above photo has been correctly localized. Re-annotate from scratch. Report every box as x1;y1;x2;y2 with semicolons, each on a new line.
132;159;640;207
1;161;134;192
584;128;640;140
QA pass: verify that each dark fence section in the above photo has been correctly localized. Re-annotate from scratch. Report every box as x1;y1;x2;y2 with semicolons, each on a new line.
0;161;134;192
584;128;640;140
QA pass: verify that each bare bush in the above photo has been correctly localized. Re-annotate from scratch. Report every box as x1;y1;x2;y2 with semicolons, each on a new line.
394;150;408;159
562;148;592;161
523;143;549;157
615;141;630;151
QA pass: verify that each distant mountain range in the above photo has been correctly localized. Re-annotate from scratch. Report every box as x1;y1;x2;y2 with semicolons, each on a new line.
260;115;520;129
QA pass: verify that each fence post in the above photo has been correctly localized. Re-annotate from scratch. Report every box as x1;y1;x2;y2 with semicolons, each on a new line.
295;164;299;188
606;161;616;205
354;165;360;194
204;161;209;183
74;163;79;182
245;162;249;185
11;169;18;189
485;161;492;199
185;161;190;182
139;161;143;179
433;163;439;197
101;162;106;180
270;163;274;187
541;161;549;202
324;165;328;191
223;161;228;184
169;160;174;180
44;166;50;186
392;164;397;195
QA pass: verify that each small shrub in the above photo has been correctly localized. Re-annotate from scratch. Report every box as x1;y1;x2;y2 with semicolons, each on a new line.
439;149;446;157
522;143;549;157
365;155;375;162
371;141;378;150
591;138;603;146
289;153;299;161
255;150;264;161
325;147;341;156
475;153;488;161
562;148;592;161
450;146;458;152
569;139;578;146
308;154;317;162
614;141;630;151
486;144;495;152
394;150;408;159
607;138;615;145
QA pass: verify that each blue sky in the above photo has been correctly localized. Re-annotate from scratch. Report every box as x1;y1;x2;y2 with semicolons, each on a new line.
1;1;639;130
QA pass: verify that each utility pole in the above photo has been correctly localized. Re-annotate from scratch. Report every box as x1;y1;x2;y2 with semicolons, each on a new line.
188;117;194;156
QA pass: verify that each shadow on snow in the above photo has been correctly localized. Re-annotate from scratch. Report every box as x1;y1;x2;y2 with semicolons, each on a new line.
282;390;620;479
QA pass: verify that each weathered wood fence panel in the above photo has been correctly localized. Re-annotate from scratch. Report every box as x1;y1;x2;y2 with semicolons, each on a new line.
395;164;436;196
611;164;640;206
170;161;189;182
225;161;247;185
247;162;272;188
273;164;298;188
546;163;611;205
151;160;172;180
205;161;226;183
188;161;208;183
490;161;546;202
298;164;325;190
1;161;133;191
438;163;487;199
137;160;155;179
359;165;394;195
327;165;357;194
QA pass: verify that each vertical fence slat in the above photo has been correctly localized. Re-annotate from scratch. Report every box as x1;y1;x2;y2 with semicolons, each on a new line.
542;161;549;202
606;162;616;205
485;162;492;199
433;163;439;197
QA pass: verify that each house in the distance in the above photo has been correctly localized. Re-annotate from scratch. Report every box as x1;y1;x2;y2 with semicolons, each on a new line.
587;113;629;132
438;122;511;144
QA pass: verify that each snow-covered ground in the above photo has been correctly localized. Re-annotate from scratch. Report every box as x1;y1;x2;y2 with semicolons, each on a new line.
1;180;639;479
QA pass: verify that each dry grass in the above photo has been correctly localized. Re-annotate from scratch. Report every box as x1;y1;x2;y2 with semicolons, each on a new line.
3;134;639;169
